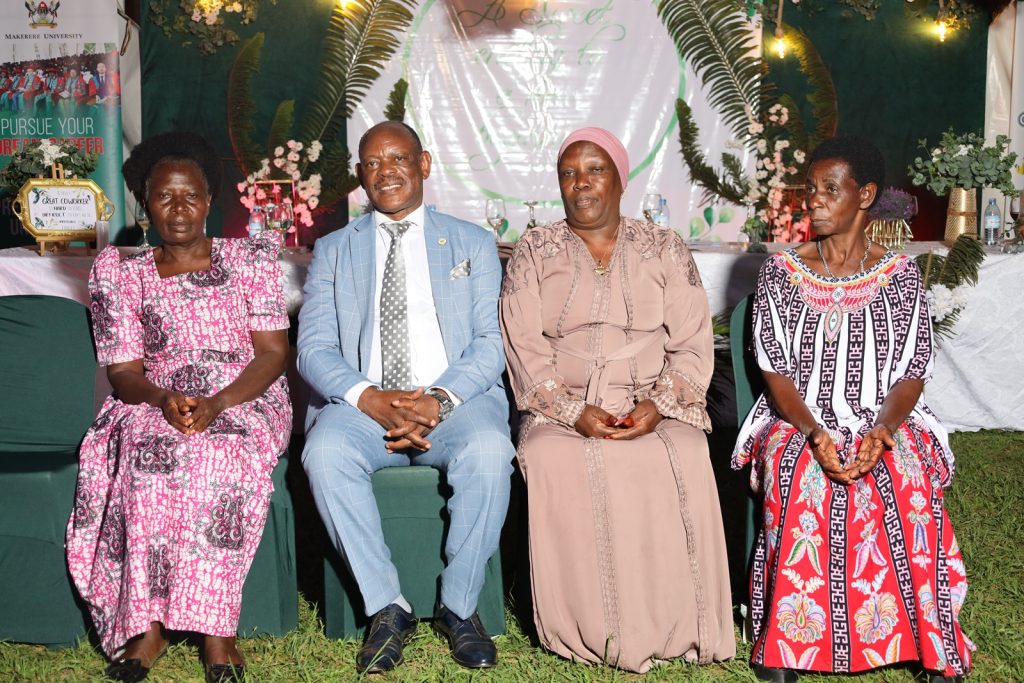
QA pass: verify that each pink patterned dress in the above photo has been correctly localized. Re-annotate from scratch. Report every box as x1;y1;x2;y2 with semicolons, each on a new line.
66;236;291;657
732;249;973;677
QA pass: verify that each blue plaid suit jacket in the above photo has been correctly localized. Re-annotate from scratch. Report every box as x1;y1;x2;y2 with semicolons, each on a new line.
296;209;508;429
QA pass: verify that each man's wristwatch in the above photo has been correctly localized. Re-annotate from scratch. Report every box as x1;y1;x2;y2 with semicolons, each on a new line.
427;389;455;422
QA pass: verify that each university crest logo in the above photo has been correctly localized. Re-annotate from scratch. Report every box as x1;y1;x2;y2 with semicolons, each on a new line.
26;1;61;29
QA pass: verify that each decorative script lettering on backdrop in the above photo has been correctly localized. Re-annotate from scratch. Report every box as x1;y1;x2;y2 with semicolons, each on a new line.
0;0;124;248
351;0;751;241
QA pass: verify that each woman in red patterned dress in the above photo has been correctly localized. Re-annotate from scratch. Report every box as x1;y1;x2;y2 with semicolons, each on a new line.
732;137;972;683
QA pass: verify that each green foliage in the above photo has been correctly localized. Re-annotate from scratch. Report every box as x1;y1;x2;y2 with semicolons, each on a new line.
0;141;98;191
779;23;837;153
148;0;272;55
298;0;418;146
658;0;762;140
226;32;267;177
909;129;1019;197
384;78;409;122
266;100;296;168
675;98;749;206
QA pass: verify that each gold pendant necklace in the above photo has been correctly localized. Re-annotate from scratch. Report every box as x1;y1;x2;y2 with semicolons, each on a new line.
591;225;619;276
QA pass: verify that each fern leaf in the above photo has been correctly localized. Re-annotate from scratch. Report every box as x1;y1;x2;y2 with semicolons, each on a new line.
658;0;762;140
266;100;295;173
784;23;837;150
227;33;267;177
384;78;408;121
675;98;748;205
299;0;418;146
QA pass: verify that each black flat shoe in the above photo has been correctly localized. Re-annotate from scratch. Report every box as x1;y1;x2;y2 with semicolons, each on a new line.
356;603;418;673
105;646;166;683
752;662;799;683
433;604;497;669
205;662;245;683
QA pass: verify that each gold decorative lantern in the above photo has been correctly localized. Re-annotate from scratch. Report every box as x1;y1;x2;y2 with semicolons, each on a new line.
944;187;977;244
866;219;914;250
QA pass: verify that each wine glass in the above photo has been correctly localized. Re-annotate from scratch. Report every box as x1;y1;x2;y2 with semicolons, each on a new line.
524;200;538;230
271;201;294;247
134;199;151;248
1006;192;1021;241
643;193;663;223
485;198;505;241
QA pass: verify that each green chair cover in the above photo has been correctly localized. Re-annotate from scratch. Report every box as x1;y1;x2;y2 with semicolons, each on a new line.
0;296;96;646
730;294;764;565
238;453;298;636
324;466;506;638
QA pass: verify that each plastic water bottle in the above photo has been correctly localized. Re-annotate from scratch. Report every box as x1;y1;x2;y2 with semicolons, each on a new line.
657;197;671;228
247;205;266;237
982;198;1001;245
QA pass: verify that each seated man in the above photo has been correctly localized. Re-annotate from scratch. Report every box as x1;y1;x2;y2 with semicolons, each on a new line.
297;121;514;674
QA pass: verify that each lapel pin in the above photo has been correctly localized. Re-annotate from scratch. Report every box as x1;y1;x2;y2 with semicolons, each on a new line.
438;238;447;245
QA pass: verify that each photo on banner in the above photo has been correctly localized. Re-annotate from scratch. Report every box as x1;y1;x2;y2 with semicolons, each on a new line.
0;0;124;249
349;0;755;242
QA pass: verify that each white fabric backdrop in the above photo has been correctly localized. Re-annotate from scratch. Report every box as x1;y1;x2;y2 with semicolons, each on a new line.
349;0;755;241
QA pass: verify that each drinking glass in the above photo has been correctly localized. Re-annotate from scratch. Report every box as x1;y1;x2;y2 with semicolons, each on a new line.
271;201;294;246
134;200;151;248
485;198;505;241
642;193;663;223
524;200;538;230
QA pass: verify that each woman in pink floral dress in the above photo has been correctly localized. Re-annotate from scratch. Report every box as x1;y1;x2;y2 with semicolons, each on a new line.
733;137;971;683
65;132;291;683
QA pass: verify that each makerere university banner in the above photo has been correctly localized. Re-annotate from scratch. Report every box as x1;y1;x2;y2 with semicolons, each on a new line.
1;0;124;247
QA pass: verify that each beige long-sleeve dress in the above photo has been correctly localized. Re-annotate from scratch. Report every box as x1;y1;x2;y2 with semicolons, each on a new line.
500;218;736;673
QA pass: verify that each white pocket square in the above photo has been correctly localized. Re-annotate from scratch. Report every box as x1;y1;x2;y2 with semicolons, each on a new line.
450;259;471;279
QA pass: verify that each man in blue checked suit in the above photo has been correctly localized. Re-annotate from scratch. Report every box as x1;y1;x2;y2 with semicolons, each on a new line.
297;121;514;673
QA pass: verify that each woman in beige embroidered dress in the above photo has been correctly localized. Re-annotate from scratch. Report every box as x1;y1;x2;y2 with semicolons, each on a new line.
500;127;735;672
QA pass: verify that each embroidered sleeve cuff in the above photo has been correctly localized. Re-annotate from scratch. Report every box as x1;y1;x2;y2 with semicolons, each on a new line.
650;370;712;432
518;378;586;428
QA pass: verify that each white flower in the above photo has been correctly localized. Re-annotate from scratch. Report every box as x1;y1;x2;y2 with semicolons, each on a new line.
775;139;790;151
274;146;285;157
756;139;768;154
955;145;971;158
36;139;68;167
793;150;806;164
748;121;764;136
926;284;955;323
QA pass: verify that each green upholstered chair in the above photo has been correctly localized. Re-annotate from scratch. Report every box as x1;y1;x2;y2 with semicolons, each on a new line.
323;466;506;638
0;295;96;647
730;294;766;638
237;453;298;636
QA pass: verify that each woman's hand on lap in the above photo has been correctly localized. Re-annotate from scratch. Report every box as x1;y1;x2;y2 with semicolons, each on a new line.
160;391;195;434
606;400;662;441
846;425;895;480
181;395;228;435
808;427;852;485
574;404;619;439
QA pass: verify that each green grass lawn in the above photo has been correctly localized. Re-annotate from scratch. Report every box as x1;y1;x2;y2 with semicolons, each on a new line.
1;431;1021;682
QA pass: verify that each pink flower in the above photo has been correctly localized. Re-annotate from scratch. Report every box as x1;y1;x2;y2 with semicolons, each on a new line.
274;146;284;157
308;196;319;210
287;151;300;163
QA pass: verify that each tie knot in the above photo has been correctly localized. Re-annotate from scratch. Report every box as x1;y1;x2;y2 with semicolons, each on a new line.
383;221;412;239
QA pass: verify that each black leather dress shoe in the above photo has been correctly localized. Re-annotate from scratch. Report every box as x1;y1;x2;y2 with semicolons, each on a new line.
752;662;799;682
433;605;497;669
356;603;418;673
205;663;245;683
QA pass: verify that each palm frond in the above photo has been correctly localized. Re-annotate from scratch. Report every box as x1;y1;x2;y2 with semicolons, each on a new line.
675;98;748;205
784;23;837;150
317;142;360;208
299;0;418;146
227;32;266;176
384;78;408;121
266;100;295;174
658;0;762;139
915;236;985;340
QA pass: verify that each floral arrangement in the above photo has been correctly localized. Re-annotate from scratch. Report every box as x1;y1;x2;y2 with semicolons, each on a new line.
150;0;274;55
908;129;1019;197
915;236;985;340
238;139;323;233
925;283;972;327
0;139;99;191
741;104;810;244
868;187;917;221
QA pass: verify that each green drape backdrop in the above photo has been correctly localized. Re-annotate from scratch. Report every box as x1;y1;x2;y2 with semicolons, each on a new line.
768;2;988;239
140;0;342;240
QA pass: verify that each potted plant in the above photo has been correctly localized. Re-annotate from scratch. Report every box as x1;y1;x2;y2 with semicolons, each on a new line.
907;129;1018;243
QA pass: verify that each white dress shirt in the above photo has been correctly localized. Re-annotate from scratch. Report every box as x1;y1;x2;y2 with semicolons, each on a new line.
344;205;459;407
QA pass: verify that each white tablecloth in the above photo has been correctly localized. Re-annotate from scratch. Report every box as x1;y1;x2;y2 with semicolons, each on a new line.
1;242;1020;432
